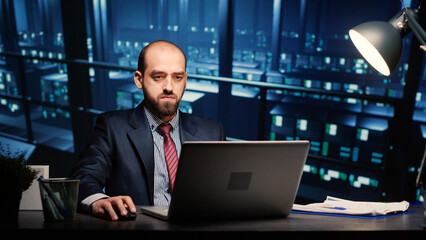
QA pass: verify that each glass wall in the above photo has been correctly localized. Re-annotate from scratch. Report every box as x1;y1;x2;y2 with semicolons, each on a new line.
0;0;73;152
0;0;424;201
267;0;415;201
86;0;220;116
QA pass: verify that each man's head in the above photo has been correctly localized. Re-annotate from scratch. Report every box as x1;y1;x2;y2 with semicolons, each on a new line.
134;40;187;122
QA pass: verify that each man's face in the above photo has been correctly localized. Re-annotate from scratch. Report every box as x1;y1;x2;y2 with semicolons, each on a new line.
134;44;187;122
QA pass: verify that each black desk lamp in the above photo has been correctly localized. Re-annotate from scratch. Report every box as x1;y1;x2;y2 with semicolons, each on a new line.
348;3;425;76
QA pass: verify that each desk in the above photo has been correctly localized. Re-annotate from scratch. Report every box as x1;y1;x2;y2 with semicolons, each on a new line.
9;205;426;238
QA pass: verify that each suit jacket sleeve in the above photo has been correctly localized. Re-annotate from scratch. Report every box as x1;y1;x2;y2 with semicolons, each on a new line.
72;106;156;209
71;113;113;206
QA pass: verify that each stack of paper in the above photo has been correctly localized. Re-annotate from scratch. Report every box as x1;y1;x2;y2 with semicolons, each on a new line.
292;196;410;216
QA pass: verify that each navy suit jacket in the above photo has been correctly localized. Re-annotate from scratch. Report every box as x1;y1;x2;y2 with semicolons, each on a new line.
72;102;226;207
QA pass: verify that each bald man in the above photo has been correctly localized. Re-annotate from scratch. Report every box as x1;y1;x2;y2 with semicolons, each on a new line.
72;40;226;221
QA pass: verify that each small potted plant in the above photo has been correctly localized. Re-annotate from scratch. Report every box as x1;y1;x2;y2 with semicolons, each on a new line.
0;142;38;226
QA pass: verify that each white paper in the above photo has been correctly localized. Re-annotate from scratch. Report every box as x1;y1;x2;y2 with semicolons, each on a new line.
292;196;410;216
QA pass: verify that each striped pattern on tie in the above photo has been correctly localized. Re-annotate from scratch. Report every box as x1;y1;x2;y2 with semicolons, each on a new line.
157;123;179;190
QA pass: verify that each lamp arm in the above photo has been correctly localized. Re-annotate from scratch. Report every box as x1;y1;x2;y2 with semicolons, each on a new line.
405;10;426;51
416;144;426;188
416;143;426;204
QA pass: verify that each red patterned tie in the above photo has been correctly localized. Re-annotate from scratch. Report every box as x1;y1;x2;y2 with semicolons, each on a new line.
157;123;179;190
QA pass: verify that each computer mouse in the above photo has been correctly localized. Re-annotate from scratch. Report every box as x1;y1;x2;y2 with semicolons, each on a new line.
113;206;137;221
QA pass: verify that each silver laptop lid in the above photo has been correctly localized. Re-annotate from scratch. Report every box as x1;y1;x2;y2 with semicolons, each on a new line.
167;140;310;221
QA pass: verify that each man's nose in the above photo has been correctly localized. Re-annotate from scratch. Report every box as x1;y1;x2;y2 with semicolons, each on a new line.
163;77;173;92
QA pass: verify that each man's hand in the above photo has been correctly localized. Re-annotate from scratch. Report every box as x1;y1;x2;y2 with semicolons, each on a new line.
91;195;136;221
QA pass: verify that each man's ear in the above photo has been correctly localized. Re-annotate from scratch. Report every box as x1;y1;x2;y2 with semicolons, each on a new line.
134;71;143;89
183;72;188;91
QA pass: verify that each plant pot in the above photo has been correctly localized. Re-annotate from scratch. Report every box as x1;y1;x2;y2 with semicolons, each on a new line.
0;190;22;228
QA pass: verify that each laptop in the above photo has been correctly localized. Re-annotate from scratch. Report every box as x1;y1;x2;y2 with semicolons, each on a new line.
140;140;310;222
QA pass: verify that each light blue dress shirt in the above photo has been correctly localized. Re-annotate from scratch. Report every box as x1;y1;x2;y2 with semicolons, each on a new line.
143;107;181;206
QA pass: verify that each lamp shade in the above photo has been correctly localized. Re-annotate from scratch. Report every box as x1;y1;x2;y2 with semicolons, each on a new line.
349;21;402;76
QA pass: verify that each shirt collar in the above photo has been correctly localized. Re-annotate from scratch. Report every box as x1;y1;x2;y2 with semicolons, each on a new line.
143;106;180;132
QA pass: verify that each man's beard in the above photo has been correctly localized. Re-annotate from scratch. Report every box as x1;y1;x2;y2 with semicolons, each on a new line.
144;92;180;119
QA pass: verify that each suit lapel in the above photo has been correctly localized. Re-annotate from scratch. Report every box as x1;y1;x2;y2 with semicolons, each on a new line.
180;112;202;143
127;104;155;204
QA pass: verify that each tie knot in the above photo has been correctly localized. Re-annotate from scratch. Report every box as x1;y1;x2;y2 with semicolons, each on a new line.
157;123;173;136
